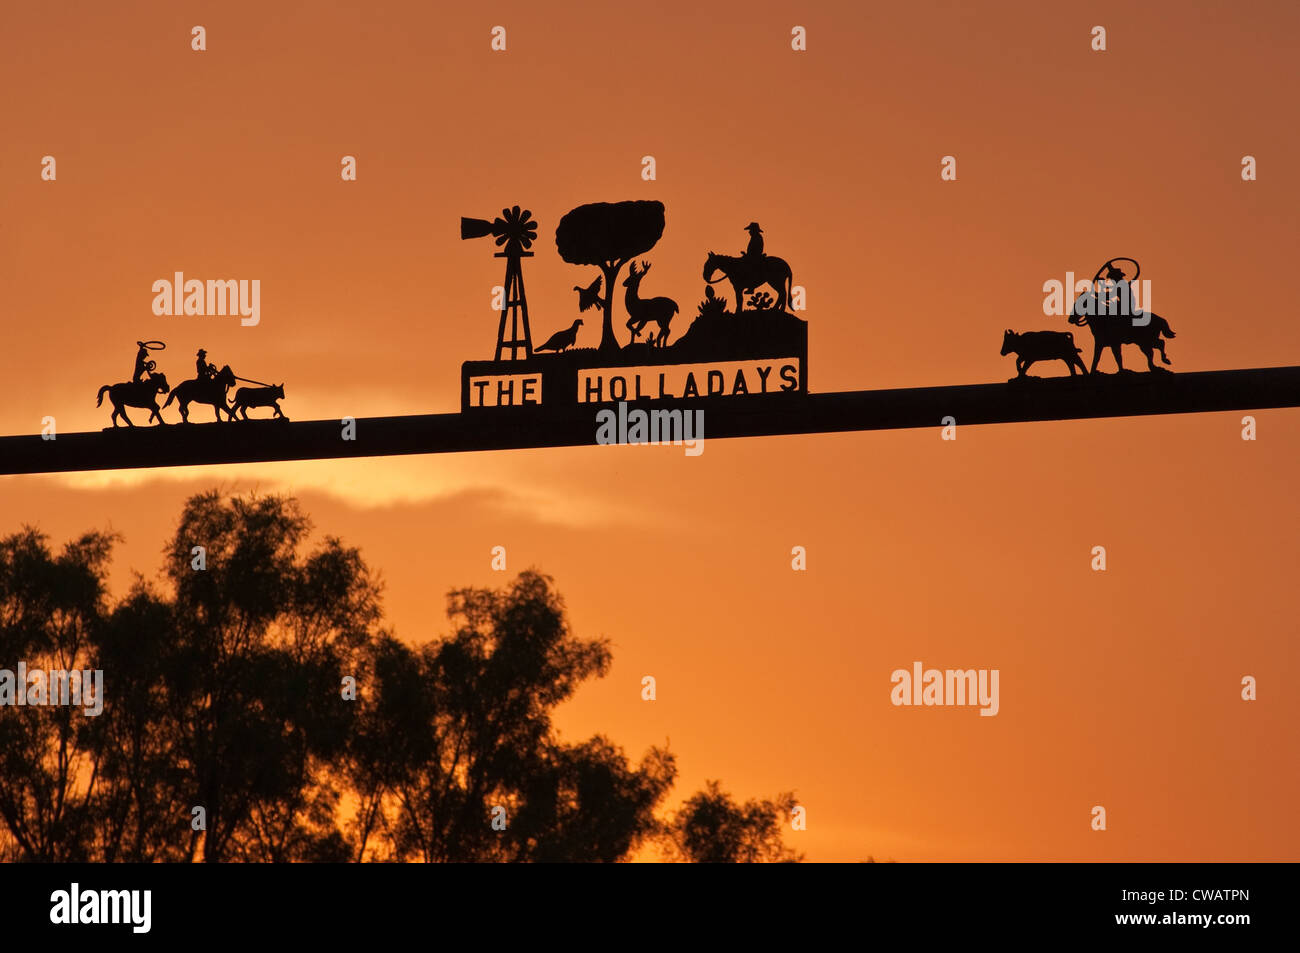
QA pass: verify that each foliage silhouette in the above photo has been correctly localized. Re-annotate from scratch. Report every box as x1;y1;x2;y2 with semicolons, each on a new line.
347;574;677;862
663;780;802;863
0;492;801;863
555;200;666;353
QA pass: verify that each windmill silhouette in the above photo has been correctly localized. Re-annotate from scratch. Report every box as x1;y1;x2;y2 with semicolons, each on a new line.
461;206;539;361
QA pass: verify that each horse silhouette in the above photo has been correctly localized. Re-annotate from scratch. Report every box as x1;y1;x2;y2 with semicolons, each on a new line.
1068;291;1175;373
96;373;171;427
163;365;238;422
703;251;793;314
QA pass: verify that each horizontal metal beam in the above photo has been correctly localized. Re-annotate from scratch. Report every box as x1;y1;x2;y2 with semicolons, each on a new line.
2;366;1297;476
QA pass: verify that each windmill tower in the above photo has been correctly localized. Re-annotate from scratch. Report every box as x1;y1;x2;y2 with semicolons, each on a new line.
461;206;539;361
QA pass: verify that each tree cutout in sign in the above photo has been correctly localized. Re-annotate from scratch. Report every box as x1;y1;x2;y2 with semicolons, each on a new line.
555;200;666;353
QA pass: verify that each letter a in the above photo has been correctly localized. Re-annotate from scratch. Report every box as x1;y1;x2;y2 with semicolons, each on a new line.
192;26;207;51
50;890;71;925
1091;545;1106;571
941;415;956;440
341;416;356;441
491;26;507;51
1091;26;1106;51
41;155;56;180
491;806;508;830
941;155;957;181
41;416;56;441
191;545;206;571
791;26;807;51
791;545;806;571
641;155;656;181
192;806;207;831
1241;415;1256;440
890;669;911;706
791;805;807;830
641;675;656;701
1091;805;1106;830
491;545;506;571
1241;675;1256;700
1042;279;1064;316
341;675;357;700
1241;155;1256;181
341;155;357;181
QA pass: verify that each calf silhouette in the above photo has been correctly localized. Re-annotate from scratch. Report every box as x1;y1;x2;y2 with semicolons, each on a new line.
231;384;288;420
1001;329;1088;378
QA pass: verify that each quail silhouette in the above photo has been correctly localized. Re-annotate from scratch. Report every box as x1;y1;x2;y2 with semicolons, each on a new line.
536;319;584;353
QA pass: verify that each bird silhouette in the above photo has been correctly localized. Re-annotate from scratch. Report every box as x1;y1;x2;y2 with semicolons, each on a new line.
573;275;602;313
536;319;583;353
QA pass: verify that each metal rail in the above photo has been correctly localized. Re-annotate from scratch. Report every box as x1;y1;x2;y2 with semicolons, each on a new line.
2;366;1297;476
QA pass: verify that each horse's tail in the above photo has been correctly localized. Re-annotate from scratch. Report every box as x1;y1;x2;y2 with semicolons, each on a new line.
96;385;110;407
162;387;177;408
1156;316;1176;338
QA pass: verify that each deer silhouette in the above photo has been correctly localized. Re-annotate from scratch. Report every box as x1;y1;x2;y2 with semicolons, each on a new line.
623;261;679;348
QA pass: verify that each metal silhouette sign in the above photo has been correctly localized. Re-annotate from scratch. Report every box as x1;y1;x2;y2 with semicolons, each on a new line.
97;343;287;427
461;200;809;411
2;198;1291;474
1004;256;1178;380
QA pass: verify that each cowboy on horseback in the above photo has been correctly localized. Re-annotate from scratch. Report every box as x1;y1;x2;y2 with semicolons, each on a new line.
132;340;165;383
196;348;218;381
1097;261;1137;320
703;222;794;315
743;223;764;268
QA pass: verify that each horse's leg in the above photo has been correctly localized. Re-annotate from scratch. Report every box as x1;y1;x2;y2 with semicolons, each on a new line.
121;407;135;427
179;400;189;424
1110;343;1124;372
1090;339;1103;374
1141;343;1157;371
732;281;744;315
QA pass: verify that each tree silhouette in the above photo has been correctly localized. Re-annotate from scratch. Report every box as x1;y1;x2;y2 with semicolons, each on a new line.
663;780;803;863
0;528;115;861
555;200;666;353
347;573;676;861
0;492;803;863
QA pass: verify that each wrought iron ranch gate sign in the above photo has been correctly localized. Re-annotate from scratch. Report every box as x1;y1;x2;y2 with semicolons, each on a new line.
1;198;1299;476
460;201;807;413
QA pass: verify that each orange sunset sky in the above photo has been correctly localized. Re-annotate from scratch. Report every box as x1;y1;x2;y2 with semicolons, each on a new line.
1;0;1297;861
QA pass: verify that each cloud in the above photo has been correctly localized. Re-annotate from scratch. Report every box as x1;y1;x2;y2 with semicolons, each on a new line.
42;453;662;530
